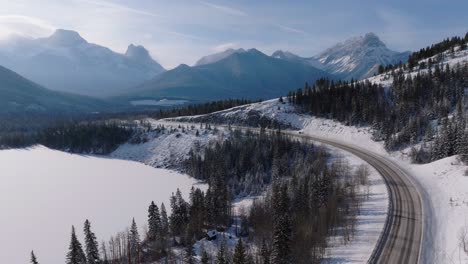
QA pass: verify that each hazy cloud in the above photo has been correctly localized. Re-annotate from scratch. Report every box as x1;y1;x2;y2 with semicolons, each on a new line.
0;15;55;39
213;42;238;52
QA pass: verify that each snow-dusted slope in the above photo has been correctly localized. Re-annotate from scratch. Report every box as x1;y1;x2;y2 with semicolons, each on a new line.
366;45;468;87
0;29;165;97
310;33;410;80
110;123;228;169
195;48;246;66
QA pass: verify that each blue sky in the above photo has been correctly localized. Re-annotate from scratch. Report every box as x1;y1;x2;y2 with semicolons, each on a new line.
0;0;466;68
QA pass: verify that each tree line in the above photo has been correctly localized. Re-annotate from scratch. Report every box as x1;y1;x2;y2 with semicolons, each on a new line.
288;61;468;163
408;32;468;69
0;121;135;154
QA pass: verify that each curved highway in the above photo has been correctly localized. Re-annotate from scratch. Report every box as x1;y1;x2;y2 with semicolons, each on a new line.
283;131;424;264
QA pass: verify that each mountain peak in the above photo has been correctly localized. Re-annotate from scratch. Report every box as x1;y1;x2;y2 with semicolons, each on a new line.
48;29;87;46
272;50;300;60
312;32;409;80
125;44;151;60
195;48;246;66
362;32;385;47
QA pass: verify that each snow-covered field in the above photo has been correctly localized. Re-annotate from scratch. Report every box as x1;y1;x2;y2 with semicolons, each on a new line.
0;146;205;264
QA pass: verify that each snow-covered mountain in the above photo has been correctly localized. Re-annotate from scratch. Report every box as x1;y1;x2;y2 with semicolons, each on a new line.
310;33;410;80
272;33;410;80
195;48;246;66
0;29;165;97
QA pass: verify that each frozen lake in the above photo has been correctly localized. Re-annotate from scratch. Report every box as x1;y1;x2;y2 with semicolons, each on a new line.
0;146;203;264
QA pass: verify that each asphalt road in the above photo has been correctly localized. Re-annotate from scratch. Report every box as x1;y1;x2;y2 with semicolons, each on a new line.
283;131;424;264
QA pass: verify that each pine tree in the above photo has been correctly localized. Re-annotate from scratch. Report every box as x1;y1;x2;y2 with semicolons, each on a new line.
216;239;228;264
160;203;169;237
66;226;87;264
84;220;101;264
148;201;161;242
233;239;246;264
260;239;270;264
271;215;292;264
183;242;196;264
201;249;210;264
128;218;140;262
31;251;39;264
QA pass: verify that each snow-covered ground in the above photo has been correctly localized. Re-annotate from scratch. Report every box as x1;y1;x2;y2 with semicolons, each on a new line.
321;146;388;264
111;124;227;169
0;146;205;264
178;97;468;263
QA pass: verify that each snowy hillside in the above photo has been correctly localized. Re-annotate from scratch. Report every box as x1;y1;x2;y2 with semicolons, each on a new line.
111;123;228;169
366;44;468;87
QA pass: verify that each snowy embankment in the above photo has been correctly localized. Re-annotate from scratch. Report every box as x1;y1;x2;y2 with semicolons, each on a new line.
192;98;468;263
0;146;205;264
110;123;227;169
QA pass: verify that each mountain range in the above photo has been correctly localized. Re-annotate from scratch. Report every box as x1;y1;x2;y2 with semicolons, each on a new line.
0;30;412;112
0;29;165;97
0;65;108;114
118;48;332;102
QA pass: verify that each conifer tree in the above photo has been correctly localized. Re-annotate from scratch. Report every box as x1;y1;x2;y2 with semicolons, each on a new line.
84;219;101;264
148;201;161;242
160;203;169;236
233;239;246;264
128;218;140;261
183;241;196;264
216;239;228;264
30;251;39;264
260;239;270;264
201;249;210;264
66;226;87;264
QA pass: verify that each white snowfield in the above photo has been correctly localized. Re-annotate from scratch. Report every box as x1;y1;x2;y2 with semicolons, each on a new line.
0;146;205;264
189;98;468;263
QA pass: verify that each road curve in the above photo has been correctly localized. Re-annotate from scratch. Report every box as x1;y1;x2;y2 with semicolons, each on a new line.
161;121;425;263
283;131;424;264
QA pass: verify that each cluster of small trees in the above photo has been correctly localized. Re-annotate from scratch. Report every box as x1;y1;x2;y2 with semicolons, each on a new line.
288;62;468;163
248;158;367;263
185;129;327;196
